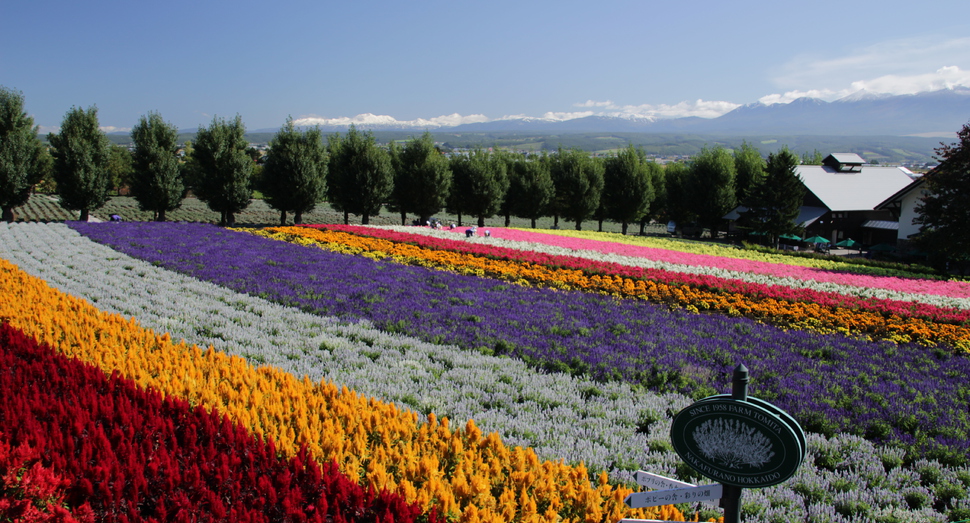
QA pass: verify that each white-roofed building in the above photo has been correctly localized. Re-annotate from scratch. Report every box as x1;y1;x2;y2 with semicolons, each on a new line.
727;153;919;247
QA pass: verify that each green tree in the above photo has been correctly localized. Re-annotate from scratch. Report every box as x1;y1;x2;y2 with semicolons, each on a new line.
689;146;736;238
915;123;970;270
638;161;665;234
801;149;824;165
106;144;133;195
733;141;765;204
603;144;654;235
447;148;508;227
739;147;805;247
48;106;112;221
663;161;695;229
190;115;253;226
550;147;604;230
0;87;47;222
130;112;184;221
326;125;393;225
507;152;554;228
391;131;451;225
260;117;327;225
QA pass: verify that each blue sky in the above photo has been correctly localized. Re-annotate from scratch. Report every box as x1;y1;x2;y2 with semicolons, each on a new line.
4;0;970;133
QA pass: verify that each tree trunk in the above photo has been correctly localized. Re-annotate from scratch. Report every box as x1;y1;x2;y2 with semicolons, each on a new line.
294;210;303;225
79;209;90;222
219;211;227;226
343;210;349;225
553;215;559;228
456;212;462;227
621;222;629;235
362;213;370;225
531;218;537;228
477;216;485;227
280;210;287;226
1;206;14;223
400;211;407;226
157;209;167;222
504;214;510;227
575;220;583;231
597;219;603;232
639;221;646;235
227;212;236;227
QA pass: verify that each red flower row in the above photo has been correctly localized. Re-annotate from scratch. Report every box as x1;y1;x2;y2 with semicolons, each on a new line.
0;322;437;523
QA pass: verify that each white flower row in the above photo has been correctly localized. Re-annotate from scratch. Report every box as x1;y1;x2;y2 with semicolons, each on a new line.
377;226;970;311
0;222;961;522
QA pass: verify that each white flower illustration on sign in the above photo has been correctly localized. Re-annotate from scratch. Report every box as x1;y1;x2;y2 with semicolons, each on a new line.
692;418;775;469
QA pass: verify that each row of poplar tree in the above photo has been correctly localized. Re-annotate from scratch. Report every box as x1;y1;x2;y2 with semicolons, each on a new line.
1;86;807;240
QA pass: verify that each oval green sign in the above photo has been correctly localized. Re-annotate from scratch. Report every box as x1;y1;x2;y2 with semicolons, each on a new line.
670;398;803;488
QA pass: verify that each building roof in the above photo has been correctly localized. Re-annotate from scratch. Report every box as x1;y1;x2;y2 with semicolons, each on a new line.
875;175;926;210
797;163;916;212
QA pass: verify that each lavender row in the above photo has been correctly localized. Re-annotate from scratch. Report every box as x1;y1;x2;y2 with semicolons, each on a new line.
69;221;970;465
4;223;968;522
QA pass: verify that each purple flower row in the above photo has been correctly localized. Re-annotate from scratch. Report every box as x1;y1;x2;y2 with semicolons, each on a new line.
70;221;970;465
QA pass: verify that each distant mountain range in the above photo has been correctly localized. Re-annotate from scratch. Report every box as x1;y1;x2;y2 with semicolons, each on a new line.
258;88;970;137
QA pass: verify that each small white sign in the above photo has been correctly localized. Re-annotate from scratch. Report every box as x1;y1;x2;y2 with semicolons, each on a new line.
633;471;720;507
624;483;723;509
635;470;695;490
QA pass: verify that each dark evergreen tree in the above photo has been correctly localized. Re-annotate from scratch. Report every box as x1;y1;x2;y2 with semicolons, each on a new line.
733;140;765;204
190;115;253;226
689;146;736;238
261;117;327;225
325;125;392;225
130;111;184;221
393;131;451;225
507;152;554;228
638;161;665;234
0;87;47;222
550;147;603;230
603;144;654;235
447;147;507;227
739;147;805;247
915;122;970;270
48;105;112;221
663;161;696;231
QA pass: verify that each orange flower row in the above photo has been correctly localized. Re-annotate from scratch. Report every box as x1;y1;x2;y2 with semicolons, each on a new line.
258;226;970;351
0;257;686;523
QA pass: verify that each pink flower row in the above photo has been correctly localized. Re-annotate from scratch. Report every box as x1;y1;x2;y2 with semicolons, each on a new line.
308;225;970;324
482;228;970;299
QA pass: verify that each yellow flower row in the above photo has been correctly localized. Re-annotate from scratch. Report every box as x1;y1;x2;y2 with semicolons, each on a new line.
252;227;970;351
0;257;686;523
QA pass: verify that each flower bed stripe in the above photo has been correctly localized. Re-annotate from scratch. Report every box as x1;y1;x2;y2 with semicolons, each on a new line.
0;251;674;522
0;321;432;523
65;221;970;465
273;224;970;349
371;225;970;312
507;228;967;295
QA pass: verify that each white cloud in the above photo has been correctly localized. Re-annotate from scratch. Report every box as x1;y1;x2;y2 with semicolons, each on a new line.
772;36;970;92
567;99;741;120
848;65;970;95
759;66;970;104
291;112;489;128
99;126;131;134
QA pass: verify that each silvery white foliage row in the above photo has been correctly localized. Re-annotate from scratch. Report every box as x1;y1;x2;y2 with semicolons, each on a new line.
378;225;970;311
0;222;965;523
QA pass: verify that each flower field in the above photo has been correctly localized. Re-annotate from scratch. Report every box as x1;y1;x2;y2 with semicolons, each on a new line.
3;221;970;522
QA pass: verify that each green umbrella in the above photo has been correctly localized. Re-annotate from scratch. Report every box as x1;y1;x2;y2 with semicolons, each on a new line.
779;233;802;241
803;235;830;244
835;238;860;248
